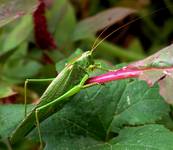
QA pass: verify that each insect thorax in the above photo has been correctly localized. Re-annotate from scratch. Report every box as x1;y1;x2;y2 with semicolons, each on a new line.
74;51;94;70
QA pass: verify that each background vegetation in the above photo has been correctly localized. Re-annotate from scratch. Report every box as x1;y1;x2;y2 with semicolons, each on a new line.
1;0;173;149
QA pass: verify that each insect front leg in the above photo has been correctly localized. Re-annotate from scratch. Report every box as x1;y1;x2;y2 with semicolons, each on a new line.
88;63;111;72
24;78;55;117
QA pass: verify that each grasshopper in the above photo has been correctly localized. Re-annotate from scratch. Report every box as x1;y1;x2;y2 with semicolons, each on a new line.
9;6;169;149
9;49;100;149
9;11;119;148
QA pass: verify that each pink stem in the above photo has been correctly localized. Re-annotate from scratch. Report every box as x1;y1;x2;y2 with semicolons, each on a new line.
87;67;142;84
86;66;173;84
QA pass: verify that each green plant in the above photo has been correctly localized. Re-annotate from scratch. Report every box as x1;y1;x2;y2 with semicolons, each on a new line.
1;0;173;150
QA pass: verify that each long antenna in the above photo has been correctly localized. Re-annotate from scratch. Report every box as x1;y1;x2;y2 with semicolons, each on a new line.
91;26;110;50
90;6;172;52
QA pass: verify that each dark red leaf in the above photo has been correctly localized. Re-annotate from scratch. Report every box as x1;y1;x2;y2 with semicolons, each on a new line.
33;0;57;50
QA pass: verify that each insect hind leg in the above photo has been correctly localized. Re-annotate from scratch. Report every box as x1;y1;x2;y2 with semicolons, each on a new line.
35;108;44;149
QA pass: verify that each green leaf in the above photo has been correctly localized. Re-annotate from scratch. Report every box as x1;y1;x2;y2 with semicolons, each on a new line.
0;0;37;28
110;124;173;150
0;79;170;148
85;36;144;61
0;15;33;55
47;0;76;49
128;38;144;55
2;43;42;83
24;80;169;149
109;81;169;131
0;84;14;99
1;72;169;147
0;105;33;138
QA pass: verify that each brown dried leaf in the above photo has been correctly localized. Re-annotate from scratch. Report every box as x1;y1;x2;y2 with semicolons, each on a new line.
129;44;173;68
73;7;136;41
159;74;173;104
0;0;38;28
128;43;173;104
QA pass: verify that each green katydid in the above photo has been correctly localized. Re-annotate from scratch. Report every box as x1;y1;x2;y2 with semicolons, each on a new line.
9;49;101;147
9;6;169;149
9;12;129;149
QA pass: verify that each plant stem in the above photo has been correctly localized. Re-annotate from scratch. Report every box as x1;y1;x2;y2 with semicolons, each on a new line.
86;66;173;84
87;67;142;84
164;0;173;15
86;36;145;61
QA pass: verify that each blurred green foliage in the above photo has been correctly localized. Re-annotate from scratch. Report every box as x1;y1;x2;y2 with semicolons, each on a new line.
0;0;173;86
1;0;173;149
